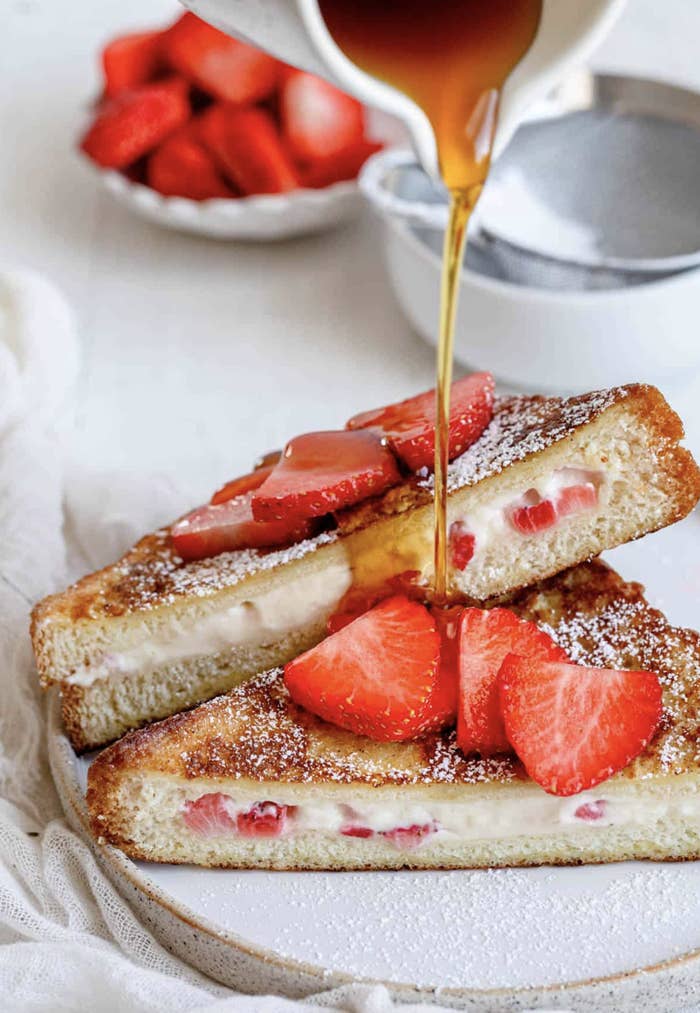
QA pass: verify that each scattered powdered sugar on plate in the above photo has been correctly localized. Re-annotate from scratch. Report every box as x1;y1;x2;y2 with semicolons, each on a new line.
180;861;700;989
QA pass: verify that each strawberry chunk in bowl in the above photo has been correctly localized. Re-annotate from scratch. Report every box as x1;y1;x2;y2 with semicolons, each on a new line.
78;12;395;239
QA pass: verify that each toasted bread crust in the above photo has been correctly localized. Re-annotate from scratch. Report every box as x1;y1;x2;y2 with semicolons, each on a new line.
87;559;700;867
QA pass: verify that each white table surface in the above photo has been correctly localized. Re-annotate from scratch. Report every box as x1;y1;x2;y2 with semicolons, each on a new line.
2;0;700;506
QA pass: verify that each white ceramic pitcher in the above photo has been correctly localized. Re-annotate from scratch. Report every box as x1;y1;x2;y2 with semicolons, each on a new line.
182;0;626;179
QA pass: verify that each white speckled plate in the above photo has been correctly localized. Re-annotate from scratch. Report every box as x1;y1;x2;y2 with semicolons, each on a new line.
49;513;700;1010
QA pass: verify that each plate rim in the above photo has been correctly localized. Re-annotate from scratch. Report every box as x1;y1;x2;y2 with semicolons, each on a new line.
47;688;700;1006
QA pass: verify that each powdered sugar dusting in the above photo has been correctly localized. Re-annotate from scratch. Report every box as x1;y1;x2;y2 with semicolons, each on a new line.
420;387;627;494
108;529;338;611
177;667;522;787
191;861;700;990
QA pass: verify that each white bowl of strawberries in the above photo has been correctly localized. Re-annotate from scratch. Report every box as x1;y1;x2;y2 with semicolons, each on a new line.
78;12;389;240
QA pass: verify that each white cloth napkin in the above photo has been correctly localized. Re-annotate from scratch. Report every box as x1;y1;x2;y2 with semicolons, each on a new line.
5;271;535;1013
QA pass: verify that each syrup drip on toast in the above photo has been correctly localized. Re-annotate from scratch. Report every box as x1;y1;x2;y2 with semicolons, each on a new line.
319;0;542;599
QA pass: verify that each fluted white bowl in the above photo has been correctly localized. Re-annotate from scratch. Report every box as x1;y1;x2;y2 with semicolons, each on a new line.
93;165;363;241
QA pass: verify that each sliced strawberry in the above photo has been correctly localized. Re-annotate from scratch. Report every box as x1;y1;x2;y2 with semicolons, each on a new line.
183;793;235;836
210;465;275;505
508;482;599;535
449;521;476;571
299;138;383;189
457;609;568;757
500;656;663;796
236;801;295;838
254;449;283;470
251;429;401;523
284;595;440;741
556;482;598;518
164;12;279;104
171;493;313;562
147;124;235;200
281;70;364;164
199;105;300;195
381;822;438;850
80;78;190;169
102;30;166;98
347;372;495;473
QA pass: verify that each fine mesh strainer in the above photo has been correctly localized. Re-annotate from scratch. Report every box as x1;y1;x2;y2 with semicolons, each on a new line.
360;71;700;292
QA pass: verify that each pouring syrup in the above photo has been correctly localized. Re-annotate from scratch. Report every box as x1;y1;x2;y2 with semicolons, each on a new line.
318;0;542;599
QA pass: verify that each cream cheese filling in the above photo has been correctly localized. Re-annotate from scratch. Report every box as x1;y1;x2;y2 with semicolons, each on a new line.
185;789;700;846
451;465;608;556
65;560;352;686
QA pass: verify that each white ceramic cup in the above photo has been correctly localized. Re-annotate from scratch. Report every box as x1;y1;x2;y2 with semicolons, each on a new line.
182;0;626;181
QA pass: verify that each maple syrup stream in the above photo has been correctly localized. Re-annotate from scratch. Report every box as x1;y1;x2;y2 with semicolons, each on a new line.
319;0;542;601
434;187;480;599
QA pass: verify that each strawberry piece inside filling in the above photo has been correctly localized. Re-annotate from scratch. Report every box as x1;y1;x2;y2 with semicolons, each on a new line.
574;800;607;822
341;825;375;838
449;521;476;570
508;481;599;536
556;481;599;518
236;801;295;837
183;792;236;837
380;822;438;850
183;795;295;838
